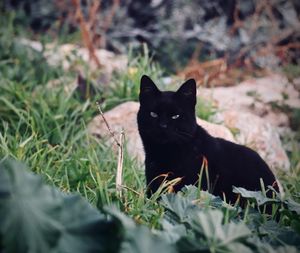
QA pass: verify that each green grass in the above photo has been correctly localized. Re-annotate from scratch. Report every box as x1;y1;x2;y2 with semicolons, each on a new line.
0;15;169;226
0;73;166;225
196;97;218;121
0;69;161;221
282;63;300;81
102;44;165;110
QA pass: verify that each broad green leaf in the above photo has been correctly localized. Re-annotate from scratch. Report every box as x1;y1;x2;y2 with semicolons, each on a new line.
120;225;176;253
160;193;197;223
252;239;300;253
156;219;187;243
0;159;121;253
180;185;203;201
185;209;253;253
233;187;280;206
258;220;300;248
160;186;226;224
180;185;225;207
190;209;224;237
107;207;176;253
269;246;299;253
54;195;122;253
176;235;209;253
104;206;136;230
189;209;251;242
0;159;62;253
226;242;254;253
284;198;300;215
221;221;252;244
291;219;300;234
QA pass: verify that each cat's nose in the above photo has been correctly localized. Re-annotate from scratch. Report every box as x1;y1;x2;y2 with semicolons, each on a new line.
159;123;167;129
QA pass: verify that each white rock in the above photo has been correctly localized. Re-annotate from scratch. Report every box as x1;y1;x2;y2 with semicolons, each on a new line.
212;110;290;172
199;74;300;127
89;102;144;161
19;39;128;76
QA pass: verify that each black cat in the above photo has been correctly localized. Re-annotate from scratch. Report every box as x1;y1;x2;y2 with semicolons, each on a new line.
137;75;278;203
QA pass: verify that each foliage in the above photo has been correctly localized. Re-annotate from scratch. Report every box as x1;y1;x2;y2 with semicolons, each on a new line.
0;159;169;253
0;32;165;227
1;160;300;253
103;44;164;110
0;12;62;85
6;0;300;72
283;64;300;81
196;97;218;121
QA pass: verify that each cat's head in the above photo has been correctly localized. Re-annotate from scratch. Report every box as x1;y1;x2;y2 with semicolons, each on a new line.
137;75;197;144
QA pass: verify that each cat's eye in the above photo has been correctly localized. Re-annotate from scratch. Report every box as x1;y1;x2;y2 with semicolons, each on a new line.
150;112;158;118
171;114;180;119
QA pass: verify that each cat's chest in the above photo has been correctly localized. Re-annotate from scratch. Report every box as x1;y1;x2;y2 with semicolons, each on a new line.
149;152;202;174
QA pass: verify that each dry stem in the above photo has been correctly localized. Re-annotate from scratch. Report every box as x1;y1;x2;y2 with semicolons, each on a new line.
95;101;124;197
72;0;101;68
116;130;125;196
96;101;120;146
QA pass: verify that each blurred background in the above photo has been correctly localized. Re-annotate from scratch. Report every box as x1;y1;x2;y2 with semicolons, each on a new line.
2;0;300;83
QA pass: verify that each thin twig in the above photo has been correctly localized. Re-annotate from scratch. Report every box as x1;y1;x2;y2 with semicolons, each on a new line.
95;101;120;146
95;101;124;197
116;130;124;196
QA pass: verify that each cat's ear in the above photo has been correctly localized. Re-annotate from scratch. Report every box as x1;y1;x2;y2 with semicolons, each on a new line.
176;79;197;107
139;75;160;103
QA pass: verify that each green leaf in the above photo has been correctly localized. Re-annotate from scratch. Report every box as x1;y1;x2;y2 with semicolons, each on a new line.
233;187;280;206
107;207;176;253
160;186;227;224
156;219;187;244
189;209;251;243
0;159;121;253
270;246;299;253
120;226;176;253
160;193;196;223
226;242;254;253
55;195;122;253
0;159;62;253
258;220;300;248
284;198;300;215
253;239;300;253
176;208;254;253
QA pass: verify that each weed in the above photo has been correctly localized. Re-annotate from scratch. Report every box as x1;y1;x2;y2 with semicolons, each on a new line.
196;97;218;121
103;44;164;110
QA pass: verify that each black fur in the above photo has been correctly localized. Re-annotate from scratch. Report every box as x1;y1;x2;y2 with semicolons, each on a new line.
137;75;278;203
